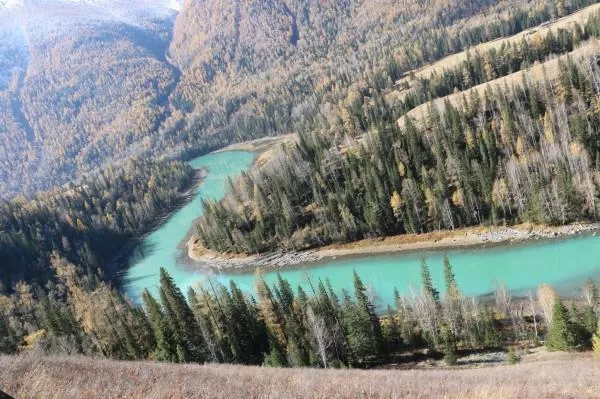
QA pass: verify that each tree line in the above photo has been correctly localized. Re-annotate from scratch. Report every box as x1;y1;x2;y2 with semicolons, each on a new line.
396;14;600;116
0;158;194;291
2;254;599;368
196;47;600;254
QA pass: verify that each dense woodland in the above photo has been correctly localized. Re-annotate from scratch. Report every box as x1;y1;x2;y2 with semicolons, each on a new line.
3;0;600;373
1;0;597;197
196;19;600;254
0;158;193;291
1;255;599;369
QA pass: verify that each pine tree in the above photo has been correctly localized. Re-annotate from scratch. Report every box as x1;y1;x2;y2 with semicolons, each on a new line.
440;323;457;365
421;258;440;303
142;289;177;362
159;268;205;363
546;299;577;351
353;270;384;357
382;305;402;352
443;255;460;299
255;272;288;349
442;255;462;336
0;311;17;354
228;281;269;364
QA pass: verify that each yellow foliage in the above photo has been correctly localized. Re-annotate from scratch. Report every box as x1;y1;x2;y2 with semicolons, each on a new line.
516;137;525;157
390;191;403;219
593;321;600;357
569;142;585;157
500;120;512;147
543;113;554;144
451;188;464;206
465;128;476;150
397;161;406;177
593;334;600;356
20;329;47;351
537;284;558;326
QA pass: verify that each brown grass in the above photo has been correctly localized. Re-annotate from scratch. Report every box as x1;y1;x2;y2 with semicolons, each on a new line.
398;40;600;127
1;351;598;398
393;3;600;91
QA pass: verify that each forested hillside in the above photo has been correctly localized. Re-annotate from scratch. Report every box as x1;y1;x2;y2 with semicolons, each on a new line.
1;0;596;197
0;158;193;291
196;14;600;254
0;4;178;196
2;1;600;383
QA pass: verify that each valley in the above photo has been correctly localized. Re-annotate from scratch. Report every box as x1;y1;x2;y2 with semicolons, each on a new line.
2;0;600;395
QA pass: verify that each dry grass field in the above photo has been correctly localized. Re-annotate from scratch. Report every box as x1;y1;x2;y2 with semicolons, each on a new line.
398;40;600;127
393;3;600;90
1;351;599;398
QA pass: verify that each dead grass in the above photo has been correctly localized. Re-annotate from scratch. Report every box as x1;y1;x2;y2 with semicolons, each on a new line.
393;3;600;90
0;351;598;398
215;133;297;156
398;40;600;127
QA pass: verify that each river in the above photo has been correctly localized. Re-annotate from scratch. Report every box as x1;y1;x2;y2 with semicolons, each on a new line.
123;150;600;307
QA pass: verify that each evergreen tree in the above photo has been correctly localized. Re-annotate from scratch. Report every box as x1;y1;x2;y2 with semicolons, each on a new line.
353;271;384;357
142;289;177;362
443;255;460;299
159;268;205;363
440;323;457;365
421;258;440;303
382;305;402;352
546;299;577;351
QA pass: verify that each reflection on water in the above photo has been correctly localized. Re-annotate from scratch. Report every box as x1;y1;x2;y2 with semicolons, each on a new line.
123;151;255;301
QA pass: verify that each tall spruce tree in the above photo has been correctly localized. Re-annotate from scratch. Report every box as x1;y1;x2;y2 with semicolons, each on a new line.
142;288;177;362
159;268;205;363
421;258;440;303
443;255;460;299
349;271;384;360
546;298;577;351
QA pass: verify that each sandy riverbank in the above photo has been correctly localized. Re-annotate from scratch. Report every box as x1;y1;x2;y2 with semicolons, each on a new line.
186;222;600;273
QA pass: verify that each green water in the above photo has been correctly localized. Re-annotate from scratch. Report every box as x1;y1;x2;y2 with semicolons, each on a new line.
124;151;600;307
123;151;254;300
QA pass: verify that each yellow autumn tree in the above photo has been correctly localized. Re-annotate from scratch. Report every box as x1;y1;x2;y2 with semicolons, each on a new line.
390;191;404;220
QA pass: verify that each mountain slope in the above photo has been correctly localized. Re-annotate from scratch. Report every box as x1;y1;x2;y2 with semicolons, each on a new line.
0;0;179;196
0;0;594;198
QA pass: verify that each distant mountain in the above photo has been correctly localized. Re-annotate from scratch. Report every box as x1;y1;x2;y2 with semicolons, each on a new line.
0;0;180;197
0;0;565;198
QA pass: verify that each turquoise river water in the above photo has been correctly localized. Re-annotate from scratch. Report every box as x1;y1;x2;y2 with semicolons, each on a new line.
124;151;600;307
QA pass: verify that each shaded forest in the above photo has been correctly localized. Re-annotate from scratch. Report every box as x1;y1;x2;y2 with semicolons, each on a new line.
0;158;194;291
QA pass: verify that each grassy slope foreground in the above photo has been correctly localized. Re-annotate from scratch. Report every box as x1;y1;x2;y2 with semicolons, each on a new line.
0;351;598;398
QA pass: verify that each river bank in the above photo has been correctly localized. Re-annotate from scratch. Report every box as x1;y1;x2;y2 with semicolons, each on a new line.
177;135;297;260
111;167;207;279
186;222;600;273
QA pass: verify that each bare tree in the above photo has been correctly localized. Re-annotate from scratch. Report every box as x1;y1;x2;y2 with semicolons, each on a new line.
495;283;519;339
537;284;557;327
411;287;439;346
582;279;599;309
306;306;334;368
528;291;538;340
